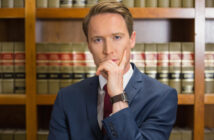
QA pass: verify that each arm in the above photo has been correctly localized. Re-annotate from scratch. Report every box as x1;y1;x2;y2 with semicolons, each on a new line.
48;92;70;140
103;88;178;140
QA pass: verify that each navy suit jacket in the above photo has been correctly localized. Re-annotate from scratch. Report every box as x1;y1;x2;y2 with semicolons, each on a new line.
48;63;178;140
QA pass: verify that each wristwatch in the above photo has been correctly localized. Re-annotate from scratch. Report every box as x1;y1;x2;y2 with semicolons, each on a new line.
110;91;128;104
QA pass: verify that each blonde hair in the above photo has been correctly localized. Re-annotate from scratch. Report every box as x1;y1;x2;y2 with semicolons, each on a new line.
82;1;133;40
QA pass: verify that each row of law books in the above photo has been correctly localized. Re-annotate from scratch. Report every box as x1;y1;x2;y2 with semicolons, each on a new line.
0;42;25;94
0;129;48;140
0;0;24;8
36;0;195;8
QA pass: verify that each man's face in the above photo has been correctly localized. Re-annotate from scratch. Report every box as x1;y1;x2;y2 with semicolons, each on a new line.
87;13;136;74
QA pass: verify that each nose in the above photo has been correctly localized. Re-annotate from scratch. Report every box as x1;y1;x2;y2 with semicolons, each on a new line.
103;39;113;55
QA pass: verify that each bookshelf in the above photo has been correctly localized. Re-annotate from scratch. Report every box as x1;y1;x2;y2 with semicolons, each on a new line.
0;0;214;140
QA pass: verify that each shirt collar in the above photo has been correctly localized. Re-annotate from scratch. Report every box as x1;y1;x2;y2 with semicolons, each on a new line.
98;64;133;90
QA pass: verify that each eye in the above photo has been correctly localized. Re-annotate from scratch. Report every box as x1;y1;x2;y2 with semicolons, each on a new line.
113;35;121;40
93;38;102;43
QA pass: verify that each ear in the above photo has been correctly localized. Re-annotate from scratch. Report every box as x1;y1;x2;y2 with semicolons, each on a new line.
130;31;136;49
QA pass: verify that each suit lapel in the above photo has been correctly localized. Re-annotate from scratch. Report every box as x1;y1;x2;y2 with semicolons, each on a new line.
85;76;103;140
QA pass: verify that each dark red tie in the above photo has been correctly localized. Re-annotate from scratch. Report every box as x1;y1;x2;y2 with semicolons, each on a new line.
103;84;112;119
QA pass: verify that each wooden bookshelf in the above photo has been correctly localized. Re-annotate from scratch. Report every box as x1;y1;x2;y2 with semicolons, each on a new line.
0;0;213;140
0;8;25;18
0;94;26;105
37;8;195;19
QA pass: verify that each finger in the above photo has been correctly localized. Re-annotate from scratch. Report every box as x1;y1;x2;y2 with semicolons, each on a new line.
96;61;114;76
119;49;127;69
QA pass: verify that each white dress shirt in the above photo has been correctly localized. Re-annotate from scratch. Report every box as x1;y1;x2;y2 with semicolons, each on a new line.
97;64;133;129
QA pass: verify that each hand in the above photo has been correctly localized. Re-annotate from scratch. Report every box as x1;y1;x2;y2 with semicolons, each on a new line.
96;50;127;97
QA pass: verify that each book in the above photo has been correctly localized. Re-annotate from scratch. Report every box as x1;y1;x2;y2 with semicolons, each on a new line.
122;0;134;7
72;43;86;84
37;130;49;140
1;129;15;140
86;0;98;7
14;130;26;140
48;0;60;8
1;42;14;94
158;0;169;7
169;42;182;94
145;43;157;79
37;0;48;8
14;0;25;8
131;43;145;73
60;43;73;89
0;43;2;94
182;0;194;8
134;0;145;7
48;43;61;94
146;0;157;7
73;0;85;7
204;128;214;140
181;42;194;94
36;43;49;94
14;42;25;94
206;0;214;7
170;0;181;7
1;0;14;8
181;129;192;140
169;129;182;140
85;43;96;78
157;43;169;85
205;43;214;93
60;0;72;8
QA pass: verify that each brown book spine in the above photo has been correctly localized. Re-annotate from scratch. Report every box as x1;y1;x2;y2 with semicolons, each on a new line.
14;0;25;8
0;43;2;94
135;0;146;7
48;0;60;8
206;0;214;7
85;43;96;78
86;0;97;7
170;0;182;7
14;42;25;94
73;0;85;7
146;0;157;7
1;0;14;8
37;0;48;8
122;0;134;7
36;43;49;94
157;43;169;85
169;42;182;93
131;43;145;73
60;0;73;8
158;0;169;7
181;42;194;94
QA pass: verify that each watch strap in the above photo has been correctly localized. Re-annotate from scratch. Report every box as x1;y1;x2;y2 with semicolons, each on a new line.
110;91;128;104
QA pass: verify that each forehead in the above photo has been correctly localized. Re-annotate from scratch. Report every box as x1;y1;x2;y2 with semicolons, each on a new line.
88;13;128;36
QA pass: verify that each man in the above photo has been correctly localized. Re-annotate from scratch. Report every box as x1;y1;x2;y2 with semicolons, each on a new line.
48;1;178;140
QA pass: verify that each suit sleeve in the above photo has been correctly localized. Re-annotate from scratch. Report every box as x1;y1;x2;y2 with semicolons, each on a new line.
102;88;178;140
48;92;70;140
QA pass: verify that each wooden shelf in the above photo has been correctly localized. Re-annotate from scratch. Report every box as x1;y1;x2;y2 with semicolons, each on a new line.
205;94;214;104
178;94;194;105
206;8;214;19
36;8;195;19
0;94;26;105
0;8;25;18
37;94;57;105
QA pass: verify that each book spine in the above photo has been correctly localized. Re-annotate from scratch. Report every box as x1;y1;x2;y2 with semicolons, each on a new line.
1;130;15;140
132;43;145;73
205;43;214;93
182;0;194;8
170;0;182;7
48;0;60;8
169;42;181;93
37;130;49;140
157;43;169;85
36;43;49;94
14;0;24;8
60;0;72;8
14;130;26;140
73;0;85;7
145;43;157;79
158;0;169;7
181;129;192;140
37;0;48;8
85;43;96;78
122;0;134;7
86;0;97;7
48;43;61;94
135;0;145;7
169;129;182;140
1;0;14;8
14;42;25;94
206;0;214;7
60;43;73;89
181;42;194;94
2;42;14;94
146;0;157;7
72;43;86;84
0;43;2;94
